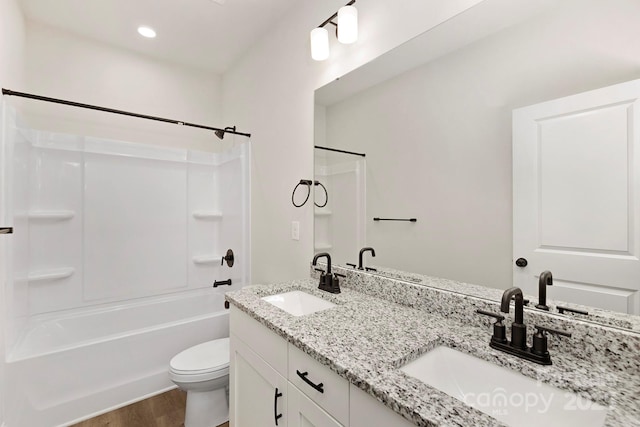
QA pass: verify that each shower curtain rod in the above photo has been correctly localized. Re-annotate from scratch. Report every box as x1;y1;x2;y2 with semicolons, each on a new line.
314;145;365;157
1;88;252;138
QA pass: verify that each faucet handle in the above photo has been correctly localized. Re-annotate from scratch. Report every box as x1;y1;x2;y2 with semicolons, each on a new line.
333;273;346;278
557;306;588;316
476;309;507;345
346;263;356;268
534;325;572;338
531;325;571;359
511;295;530;305
476;309;505;322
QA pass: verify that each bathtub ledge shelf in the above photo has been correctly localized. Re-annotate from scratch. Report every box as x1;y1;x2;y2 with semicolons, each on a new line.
27;210;76;221
28;267;75;282
192;211;223;220
192;255;222;265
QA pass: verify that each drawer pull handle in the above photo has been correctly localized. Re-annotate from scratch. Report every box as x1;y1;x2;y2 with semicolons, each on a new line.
274;387;283;425
296;370;324;393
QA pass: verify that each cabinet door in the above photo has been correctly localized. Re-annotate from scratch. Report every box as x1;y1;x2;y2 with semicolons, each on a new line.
230;333;288;427
288;383;343;427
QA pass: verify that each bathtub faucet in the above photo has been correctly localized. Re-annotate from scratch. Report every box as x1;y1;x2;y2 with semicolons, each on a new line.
213;279;232;288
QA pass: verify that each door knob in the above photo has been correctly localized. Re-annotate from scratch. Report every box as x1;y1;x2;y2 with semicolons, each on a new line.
221;249;234;267
515;258;528;267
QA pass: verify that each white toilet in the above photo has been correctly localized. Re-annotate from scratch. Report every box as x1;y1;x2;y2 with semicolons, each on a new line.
169;338;230;427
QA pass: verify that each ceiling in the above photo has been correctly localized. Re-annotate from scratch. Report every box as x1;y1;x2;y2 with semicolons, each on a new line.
18;0;297;73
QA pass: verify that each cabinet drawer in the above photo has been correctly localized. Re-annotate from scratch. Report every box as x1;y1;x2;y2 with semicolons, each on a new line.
288;344;349;426
230;306;288;377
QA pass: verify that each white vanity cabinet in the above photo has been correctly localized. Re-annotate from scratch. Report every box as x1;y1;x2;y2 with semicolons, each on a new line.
287;345;349;425
229;306;415;427
230;307;289;427
287;384;343;427
349;385;415;427
231;336;288;427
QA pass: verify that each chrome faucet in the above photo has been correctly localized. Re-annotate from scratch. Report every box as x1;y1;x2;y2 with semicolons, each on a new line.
536;270;553;311
358;247;376;270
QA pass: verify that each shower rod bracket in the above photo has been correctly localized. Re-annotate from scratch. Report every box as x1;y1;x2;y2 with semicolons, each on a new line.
1;88;252;138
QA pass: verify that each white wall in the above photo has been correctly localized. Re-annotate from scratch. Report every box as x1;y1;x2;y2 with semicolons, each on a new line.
22;21;225;151
323;0;640;289
0;0;24;423
222;0;485;284
0;0;24;91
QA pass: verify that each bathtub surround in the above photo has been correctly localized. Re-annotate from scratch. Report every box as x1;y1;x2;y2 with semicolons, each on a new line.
0;106;250;426
226;272;640;426
4;114;250;319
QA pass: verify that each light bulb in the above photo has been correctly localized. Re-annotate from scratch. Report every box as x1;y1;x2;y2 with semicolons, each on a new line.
310;27;330;61
337;5;358;44
137;26;156;38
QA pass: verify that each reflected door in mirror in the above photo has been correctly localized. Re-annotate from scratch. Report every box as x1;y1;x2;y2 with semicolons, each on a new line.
513;79;640;314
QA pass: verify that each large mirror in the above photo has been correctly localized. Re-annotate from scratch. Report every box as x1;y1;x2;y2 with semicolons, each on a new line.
313;0;640;324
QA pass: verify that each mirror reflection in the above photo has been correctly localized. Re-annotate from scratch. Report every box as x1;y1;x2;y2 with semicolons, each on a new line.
314;0;640;320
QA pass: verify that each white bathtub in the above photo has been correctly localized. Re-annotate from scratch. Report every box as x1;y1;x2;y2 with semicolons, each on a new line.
4;289;229;427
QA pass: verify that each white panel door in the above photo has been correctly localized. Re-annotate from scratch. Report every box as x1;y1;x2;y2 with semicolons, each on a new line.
513;79;640;314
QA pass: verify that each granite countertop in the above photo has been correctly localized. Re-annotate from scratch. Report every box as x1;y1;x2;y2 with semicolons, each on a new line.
226;279;639;427
365;265;640;332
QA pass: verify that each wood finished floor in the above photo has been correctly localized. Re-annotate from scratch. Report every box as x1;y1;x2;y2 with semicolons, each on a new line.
71;389;229;427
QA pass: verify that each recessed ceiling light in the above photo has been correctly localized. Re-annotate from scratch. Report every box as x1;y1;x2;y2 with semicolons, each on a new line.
137;26;156;38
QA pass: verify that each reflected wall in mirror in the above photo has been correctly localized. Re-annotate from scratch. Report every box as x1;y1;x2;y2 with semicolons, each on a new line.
313;145;366;263
314;0;640;315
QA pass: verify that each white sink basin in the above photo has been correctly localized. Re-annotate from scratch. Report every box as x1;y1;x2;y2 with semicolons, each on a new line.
261;290;336;316
400;346;608;427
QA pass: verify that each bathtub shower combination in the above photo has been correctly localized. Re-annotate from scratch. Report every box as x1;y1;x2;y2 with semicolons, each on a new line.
0;101;250;426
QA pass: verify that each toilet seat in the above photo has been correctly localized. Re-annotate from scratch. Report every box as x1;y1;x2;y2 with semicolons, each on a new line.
169;338;229;383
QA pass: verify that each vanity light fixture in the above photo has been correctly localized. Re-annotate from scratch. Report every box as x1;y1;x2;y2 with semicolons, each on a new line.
310;0;357;61
137;26;157;38
310;28;330;61
337;5;358;44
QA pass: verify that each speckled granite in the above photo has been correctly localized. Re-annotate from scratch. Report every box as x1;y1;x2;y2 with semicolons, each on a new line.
226;278;640;427
345;264;640;333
